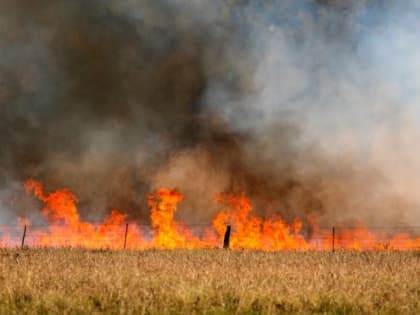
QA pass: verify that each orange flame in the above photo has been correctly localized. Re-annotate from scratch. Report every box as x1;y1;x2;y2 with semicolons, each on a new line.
20;180;145;249
213;193;308;250
0;180;418;250
149;188;205;248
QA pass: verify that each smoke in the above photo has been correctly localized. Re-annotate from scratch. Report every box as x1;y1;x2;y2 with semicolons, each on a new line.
0;0;419;226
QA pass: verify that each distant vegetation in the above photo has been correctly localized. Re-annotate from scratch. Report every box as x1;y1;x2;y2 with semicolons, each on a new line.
0;249;418;314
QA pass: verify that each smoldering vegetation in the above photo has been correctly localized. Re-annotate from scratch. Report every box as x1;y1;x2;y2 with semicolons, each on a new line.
0;1;419;227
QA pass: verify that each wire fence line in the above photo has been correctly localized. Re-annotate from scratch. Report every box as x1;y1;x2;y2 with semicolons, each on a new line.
0;224;419;250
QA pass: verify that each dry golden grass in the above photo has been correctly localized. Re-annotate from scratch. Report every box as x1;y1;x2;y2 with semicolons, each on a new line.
0;249;418;314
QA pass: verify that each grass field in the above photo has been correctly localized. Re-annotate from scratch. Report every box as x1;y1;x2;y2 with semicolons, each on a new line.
0;249;418;314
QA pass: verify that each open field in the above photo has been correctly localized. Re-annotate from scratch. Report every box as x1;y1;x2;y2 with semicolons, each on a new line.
0;249;419;314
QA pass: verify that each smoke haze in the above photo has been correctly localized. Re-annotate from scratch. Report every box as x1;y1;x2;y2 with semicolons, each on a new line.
0;0;419;227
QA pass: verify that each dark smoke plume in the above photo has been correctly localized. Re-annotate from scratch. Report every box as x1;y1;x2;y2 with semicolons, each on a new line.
0;1;419;227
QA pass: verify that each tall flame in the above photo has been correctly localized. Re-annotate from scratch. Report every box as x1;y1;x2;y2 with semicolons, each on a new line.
148;188;206;249
0;179;418;250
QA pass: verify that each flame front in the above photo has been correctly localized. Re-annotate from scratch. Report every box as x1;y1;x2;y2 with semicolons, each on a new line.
0;180;419;250
21;179;146;249
212;193;308;250
148;188;207;249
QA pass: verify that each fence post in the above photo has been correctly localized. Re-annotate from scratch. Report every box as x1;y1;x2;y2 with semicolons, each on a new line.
223;225;231;249
21;225;27;249
123;223;129;249
332;226;335;252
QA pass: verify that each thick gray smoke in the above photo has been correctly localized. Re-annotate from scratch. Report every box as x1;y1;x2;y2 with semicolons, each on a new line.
0;1;419;227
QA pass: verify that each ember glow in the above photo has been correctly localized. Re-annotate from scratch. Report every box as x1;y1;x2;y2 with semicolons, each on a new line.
0;180;419;250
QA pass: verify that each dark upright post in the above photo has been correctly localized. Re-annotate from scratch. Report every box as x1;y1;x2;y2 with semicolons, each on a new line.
124;223;129;250
223;225;231;249
21;225;27;249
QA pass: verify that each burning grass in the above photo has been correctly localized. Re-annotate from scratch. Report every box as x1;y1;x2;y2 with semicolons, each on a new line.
2;180;419;251
0;249;418;314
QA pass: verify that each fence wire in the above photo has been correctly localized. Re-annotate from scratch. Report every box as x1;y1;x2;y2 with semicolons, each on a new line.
0;224;419;250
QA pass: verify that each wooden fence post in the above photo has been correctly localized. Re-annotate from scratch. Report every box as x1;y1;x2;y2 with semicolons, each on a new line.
124;223;129;250
332;226;335;252
21;225;27;249
223;225;231;249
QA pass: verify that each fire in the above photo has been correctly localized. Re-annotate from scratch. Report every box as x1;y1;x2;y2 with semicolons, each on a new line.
25;179;80;226
21;180;146;249
0;179;419;250
148;188;207;249
212;193;308;250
